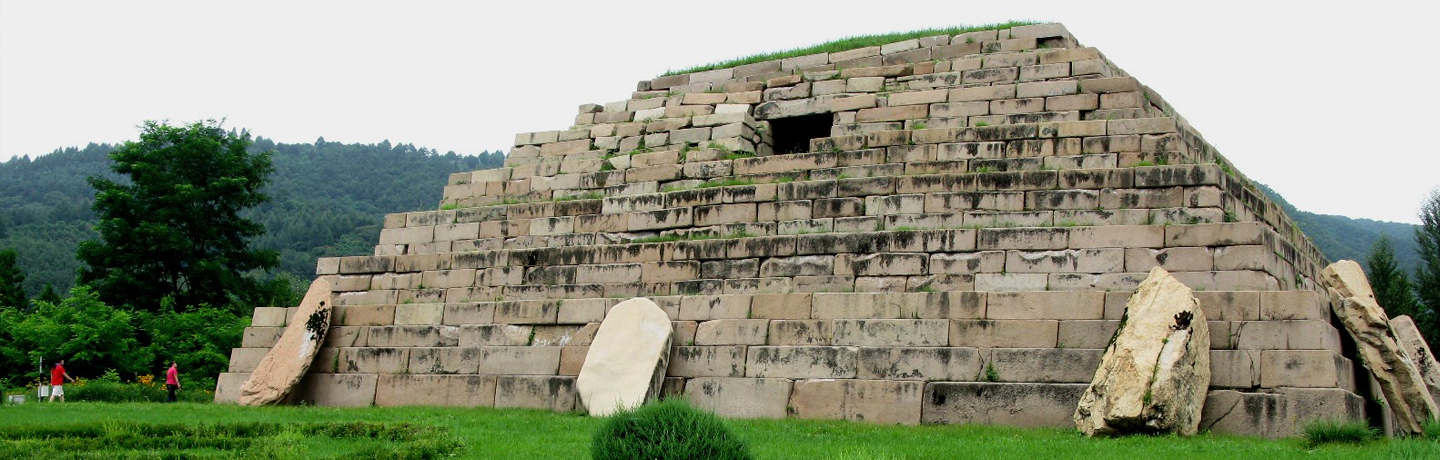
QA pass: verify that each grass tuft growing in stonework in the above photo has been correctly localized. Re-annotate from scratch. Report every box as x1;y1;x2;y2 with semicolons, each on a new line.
660;21;1038;77
2;403;1439;459
1301;419;1379;447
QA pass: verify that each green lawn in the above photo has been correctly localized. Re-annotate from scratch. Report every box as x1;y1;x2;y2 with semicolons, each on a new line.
1;402;1436;459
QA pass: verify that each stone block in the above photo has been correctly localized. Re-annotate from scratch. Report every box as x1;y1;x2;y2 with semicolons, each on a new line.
477;346;561;375
366;325;459;347
241;327;284;348
1165;222;1269;247
494;300;560;324
1057;320;1120;349
1260;291;1327;321
750;293;813;319
790;379;923;424
292;373;378;407
684;377;793;418
746;346;859;378
990;348;1102;383
768;320;832;345
443;302;496;325
1233;320;1342;351
407;347;481;374
494;375;577;412
922;382;1086;427
375;374;497;407
1209;350;1260;389
695;319;770;345
1123;247;1214;273
1004;248;1124;273
459;324;533;346
1260;350;1351;389
832;319;948;347
667;346;747;377
679;295;752;320
986;291;1104;320
950;319;1058;347
977;228;1067;250
857;105;928;122
394;303;444;325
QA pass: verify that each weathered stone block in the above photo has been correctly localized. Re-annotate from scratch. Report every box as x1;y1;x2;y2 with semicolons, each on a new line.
746;346;858;378
375;374;496;407
292;373;378;407
684;377;793;418
923;382;1086;427
832;319;948;346
495;376;576;412
668;346;747;377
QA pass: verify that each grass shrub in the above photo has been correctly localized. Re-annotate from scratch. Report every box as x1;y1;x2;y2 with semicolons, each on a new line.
661;21;1037;76
591;399;752;460
67;381;211;403
0;419;461;459
1301;419;1378;447
1426;418;1440;439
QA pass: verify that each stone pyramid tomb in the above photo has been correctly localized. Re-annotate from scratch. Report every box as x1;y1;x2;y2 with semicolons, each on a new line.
217;23;1378;437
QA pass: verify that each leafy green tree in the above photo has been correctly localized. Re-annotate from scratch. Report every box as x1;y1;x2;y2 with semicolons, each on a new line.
0;248;25;310
1415;188;1440;344
0;286;149;384
77;120;278;312
139;298;247;389
1367;235;1418;319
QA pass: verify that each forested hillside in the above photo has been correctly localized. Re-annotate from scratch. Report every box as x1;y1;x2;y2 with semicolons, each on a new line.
1258;183;1422;275
0;138;503;296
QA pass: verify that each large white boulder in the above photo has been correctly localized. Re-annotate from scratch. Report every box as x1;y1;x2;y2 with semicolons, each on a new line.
1391;315;1440;407
238;278;332;406
1323;260;1438;434
576;297;673;416
1075;267;1210;436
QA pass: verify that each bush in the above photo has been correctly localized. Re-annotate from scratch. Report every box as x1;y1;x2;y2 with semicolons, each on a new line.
67;381;211;403
592;399;751;460
1302;419;1378;447
1426;418;1440;440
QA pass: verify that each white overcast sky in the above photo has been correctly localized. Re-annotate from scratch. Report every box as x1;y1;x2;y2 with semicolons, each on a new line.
1;1;1436;224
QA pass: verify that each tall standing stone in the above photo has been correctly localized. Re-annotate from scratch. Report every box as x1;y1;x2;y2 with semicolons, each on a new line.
1075;267;1210;436
1321;260;1438;434
238;278;332;406
577;297;674;416
1391;315;1440;407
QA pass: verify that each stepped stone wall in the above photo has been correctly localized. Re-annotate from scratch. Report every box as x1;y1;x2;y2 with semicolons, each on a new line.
218;23;1371;437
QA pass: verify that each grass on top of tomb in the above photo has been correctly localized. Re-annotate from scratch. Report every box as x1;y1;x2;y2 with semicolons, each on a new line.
660;21;1037;77
3;402;1438;459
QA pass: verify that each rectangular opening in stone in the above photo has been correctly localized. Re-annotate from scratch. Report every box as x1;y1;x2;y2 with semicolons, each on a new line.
768;113;832;154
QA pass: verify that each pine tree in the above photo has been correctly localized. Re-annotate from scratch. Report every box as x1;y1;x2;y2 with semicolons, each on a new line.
0;248;26;309
1414;188;1440;345
1366;235;1418;318
36;283;62;306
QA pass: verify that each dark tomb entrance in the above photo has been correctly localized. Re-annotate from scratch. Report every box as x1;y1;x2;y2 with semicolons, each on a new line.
768;113;832;155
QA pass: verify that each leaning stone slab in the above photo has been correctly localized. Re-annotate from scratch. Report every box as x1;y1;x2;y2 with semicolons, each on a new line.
1392;315;1440;405
238;278;332;406
1075;267;1210;436
1322;259;1438;434
576;297;673;416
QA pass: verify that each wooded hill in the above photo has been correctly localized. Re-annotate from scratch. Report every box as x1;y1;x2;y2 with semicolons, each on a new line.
0;137;503;296
0;140;1422;298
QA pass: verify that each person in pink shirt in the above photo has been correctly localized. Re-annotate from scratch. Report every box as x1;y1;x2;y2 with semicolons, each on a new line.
165;362;180;403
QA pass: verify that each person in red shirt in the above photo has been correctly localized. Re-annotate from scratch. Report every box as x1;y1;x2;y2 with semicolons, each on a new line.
165;362;180;403
49;360;74;402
